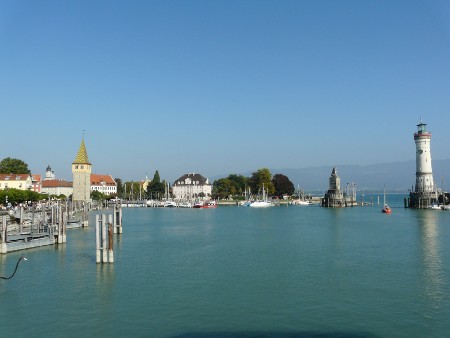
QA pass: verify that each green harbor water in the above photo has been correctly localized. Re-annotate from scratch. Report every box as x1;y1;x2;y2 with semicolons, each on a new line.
1;194;450;337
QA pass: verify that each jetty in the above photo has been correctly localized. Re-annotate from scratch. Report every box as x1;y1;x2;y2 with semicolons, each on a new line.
0;201;89;254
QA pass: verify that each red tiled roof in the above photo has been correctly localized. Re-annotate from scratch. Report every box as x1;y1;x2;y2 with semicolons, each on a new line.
42;180;73;188
0;173;31;180
90;174;116;186
31;174;41;182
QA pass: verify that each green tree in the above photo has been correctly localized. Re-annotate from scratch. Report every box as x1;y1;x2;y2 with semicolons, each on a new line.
212;178;233;199
0;188;46;205
91;190;107;201
146;170;165;199
272;173;295;196
248;168;275;195
227;174;248;195
123;181;142;200
212;174;248;199
0;157;30;174
115;178;123;197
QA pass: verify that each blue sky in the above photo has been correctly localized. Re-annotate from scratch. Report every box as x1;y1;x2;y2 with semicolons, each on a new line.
1;0;449;183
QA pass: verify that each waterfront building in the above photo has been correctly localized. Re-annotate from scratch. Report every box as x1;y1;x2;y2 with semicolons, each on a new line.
41;165;72;197
0;173;41;192
72;138;92;202
172;173;212;200
90;174;117;196
0;174;33;190
321;167;346;207
41;179;73;197
409;120;438;208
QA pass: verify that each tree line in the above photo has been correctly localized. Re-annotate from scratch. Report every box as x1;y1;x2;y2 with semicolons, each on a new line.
212;168;295;199
0;158;296;202
116;168;295;201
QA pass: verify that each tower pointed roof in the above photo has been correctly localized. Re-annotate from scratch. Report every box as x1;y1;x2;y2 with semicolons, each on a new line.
73;138;91;165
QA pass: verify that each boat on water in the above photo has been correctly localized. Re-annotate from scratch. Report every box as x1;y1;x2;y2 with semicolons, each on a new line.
249;200;273;208
290;186;313;205
178;201;192;208
382;204;392;214
164;201;177;207
249;184;273;208
193;200;218;208
290;199;313;206
382;185;392;214
66;219;82;229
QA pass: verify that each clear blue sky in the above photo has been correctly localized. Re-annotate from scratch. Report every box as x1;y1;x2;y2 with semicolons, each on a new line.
1;0;449;183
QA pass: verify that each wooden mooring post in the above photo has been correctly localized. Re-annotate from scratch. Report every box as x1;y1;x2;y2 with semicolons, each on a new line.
56;206;67;244
113;204;122;234
108;215;114;263
82;203;89;227
19;206;24;234
96;214;114;264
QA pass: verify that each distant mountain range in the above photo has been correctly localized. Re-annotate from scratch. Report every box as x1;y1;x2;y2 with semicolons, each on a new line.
212;159;450;192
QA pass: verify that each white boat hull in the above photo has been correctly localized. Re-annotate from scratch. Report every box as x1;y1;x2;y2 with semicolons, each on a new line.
249;201;273;208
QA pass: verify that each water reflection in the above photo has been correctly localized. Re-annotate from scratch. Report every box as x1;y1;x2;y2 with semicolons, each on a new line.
0;254;7;277
96;263;115;308
417;210;445;310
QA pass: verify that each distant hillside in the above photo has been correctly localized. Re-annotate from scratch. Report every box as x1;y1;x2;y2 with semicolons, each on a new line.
212;159;450;192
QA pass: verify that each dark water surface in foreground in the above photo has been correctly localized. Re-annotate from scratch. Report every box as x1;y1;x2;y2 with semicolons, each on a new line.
1;195;450;337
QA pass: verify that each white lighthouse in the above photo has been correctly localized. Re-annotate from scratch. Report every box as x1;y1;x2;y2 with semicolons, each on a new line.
414;120;434;193
409;120;437;208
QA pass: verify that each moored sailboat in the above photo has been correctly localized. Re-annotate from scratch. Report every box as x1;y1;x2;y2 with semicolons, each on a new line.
382;185;392;214
249;184;273;208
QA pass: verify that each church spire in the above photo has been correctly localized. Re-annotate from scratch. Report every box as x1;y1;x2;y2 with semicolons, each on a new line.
73;137;91;165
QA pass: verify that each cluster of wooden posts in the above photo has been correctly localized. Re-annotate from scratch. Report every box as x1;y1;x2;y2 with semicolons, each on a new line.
1;203;123;265
95;204;122;264
0;202;89;254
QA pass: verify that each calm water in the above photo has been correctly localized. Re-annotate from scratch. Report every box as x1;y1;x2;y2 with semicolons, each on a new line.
1;195;450;337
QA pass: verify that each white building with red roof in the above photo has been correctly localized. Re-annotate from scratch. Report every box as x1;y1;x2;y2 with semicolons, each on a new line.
90;174;117;196
41;179;73;197
0;173;41;192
